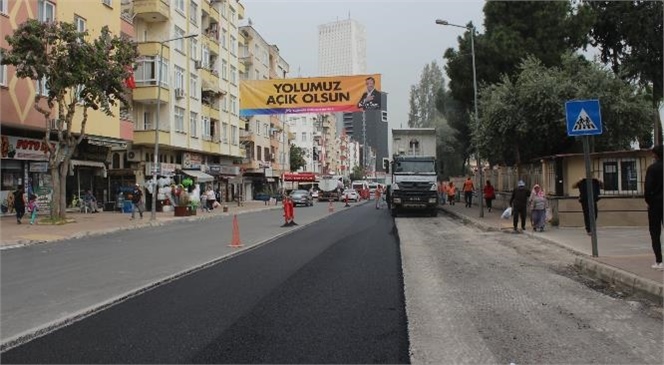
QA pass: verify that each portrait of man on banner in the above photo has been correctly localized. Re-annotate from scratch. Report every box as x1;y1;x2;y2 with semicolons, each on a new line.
357;76;381;111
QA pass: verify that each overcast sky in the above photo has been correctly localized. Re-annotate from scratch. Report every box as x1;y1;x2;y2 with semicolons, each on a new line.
241;0;485;130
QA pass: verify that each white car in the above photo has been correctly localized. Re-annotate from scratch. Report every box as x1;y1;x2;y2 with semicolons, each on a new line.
342;189;359;202
312;190;319;199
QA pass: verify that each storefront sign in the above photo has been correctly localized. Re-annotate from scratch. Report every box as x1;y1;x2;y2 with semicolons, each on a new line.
208;164;239;176
1;135;54;161
145;162;178;176
29;162;49;173
182;152;203;169
34;187;52;215
283;173;317;182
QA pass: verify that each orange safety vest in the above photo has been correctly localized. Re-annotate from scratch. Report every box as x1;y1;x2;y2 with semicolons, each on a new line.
447;185;456;196
463;180;474;192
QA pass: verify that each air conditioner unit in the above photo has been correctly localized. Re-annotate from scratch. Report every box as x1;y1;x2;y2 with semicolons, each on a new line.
194;60;203;69
174;88;185;99
126;150;141;162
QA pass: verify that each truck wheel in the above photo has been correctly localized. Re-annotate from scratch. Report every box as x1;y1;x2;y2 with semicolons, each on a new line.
430;209;438;217
391;208;398;217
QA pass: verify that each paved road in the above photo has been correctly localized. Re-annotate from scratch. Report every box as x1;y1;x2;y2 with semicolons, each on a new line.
0;201;353;343
398;215;663;364
1;204;409;364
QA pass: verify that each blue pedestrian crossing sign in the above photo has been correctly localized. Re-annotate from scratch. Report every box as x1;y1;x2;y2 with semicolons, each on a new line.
566;99;603;136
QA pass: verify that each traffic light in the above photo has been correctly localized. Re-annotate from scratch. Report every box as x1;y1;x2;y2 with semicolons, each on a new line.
382;158;390;173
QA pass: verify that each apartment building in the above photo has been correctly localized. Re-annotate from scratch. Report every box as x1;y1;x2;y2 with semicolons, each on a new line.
238;25;291;200
287;114;319;173
1;0;134;211
311;114;338;176
122;0;245;205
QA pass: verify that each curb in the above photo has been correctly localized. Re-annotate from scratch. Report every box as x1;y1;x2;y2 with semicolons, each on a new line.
0;205;283;251
439;206;664;303
0;200;366;352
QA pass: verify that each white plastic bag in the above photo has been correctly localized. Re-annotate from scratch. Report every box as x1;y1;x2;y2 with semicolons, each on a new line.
501;207;512;219
546;208;553;222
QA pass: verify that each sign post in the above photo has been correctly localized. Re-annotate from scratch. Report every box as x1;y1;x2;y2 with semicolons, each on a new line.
565;99;603;257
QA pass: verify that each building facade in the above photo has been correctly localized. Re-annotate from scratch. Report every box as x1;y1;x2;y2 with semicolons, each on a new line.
317;18;366;76
287;114;318;173
121;0;246;208
1;0;134;213
238;25;291;200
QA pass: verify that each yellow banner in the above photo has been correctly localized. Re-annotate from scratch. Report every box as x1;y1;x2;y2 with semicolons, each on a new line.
240;74;382;116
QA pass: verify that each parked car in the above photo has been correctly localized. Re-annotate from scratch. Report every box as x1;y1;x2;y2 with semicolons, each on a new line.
311;190;319;199
342;189;359;202
289;189;313;207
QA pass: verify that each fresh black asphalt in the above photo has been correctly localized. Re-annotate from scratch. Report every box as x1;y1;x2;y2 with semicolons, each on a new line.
1;203;409;364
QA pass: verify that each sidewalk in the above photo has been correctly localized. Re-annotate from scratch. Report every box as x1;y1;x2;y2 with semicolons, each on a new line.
438;202;663;302
0;201;280;248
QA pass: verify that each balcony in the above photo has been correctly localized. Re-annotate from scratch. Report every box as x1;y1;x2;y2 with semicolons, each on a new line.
137;42;170;59
237;62;246;74
240;129;256;143
202;32;220;55
133;0;170;22
237;2;245;20
239;49;253;66
200;68;220;92
133;86;170;104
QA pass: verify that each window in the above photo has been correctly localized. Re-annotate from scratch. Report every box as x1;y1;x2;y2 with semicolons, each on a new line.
189;0;198;25
620;160;638;191
142;111;153;130
135;57;168;86
255;121;260;135
231;126;238;145
222;122;228;142
174;106;185;132
221;59;228;79
602;161;618;191
230;36;236;55
202;117;211;139
221;29;227;49
220;1;226;17
254;70;260;80
38;0;55;22
201;45;210;68
229;7;236;24
222;95;228;111
264;147;270;161
230;65;236;84
174;26;185;53
190;112;198;137
174;66;185;90
301;132;307;142
190;38;198;60
189;73;198;99
0;0;8;14
0;50;7;87
175;0;185;13
230;95;237;115
75;15;86;32
257;145;262;161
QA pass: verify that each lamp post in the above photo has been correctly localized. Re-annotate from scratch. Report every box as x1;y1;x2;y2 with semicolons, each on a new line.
435;19;483;218
150;33;198;221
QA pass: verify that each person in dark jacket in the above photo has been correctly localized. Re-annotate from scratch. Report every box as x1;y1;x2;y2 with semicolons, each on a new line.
573;177;603;235
645;145;663;270
509;180;530;233
13;185;25;224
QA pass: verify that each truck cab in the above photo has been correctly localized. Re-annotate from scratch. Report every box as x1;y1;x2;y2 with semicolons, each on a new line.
389;155;438;217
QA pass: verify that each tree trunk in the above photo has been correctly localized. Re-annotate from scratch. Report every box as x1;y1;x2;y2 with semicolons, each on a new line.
654;101;662;146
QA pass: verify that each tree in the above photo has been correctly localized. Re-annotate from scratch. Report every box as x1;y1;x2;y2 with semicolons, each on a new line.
475;54;652;165
289;144;306;172
2;20;138;219
407;61;444;128
350;165;364;181
585;1;663;144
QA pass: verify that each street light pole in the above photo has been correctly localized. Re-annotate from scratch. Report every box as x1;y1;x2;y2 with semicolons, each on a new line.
435;19;483;218
150;33;197;221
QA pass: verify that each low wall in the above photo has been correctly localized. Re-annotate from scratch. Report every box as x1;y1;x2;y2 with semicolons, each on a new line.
476;193;647;227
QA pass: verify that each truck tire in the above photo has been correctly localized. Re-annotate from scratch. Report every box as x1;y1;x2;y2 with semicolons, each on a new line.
430;209;438;217
391;208;398;217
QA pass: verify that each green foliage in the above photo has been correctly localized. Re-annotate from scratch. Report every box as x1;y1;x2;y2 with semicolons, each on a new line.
2;19;138;115
407;61;444;128
350;165;364;181
475;54;652;165
289;144;307;172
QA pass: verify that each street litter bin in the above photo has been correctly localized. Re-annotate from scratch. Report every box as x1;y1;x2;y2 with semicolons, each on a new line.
123;200;133;213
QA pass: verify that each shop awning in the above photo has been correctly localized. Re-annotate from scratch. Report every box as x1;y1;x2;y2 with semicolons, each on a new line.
182;170;214;182
69;159;107;177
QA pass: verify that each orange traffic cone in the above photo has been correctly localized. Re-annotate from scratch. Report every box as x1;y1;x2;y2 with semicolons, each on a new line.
229;215;243;248
328;201;334;213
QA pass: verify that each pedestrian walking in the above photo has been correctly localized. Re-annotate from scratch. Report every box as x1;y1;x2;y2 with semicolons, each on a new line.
529;184;547;232
438;181;447;205
200;187;208;212
573;177;602;236
130;183;144;220
463;177;475;208
447;182;457;205
509;180;530;233
645;145;663;270
483;180;495;213
13;185;25;224
375;184;383;209
27;194;38;225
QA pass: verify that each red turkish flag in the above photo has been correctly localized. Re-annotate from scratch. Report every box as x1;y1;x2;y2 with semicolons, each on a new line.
125;66;136;89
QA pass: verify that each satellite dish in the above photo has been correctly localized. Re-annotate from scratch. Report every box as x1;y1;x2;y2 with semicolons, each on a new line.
248;17;253;26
